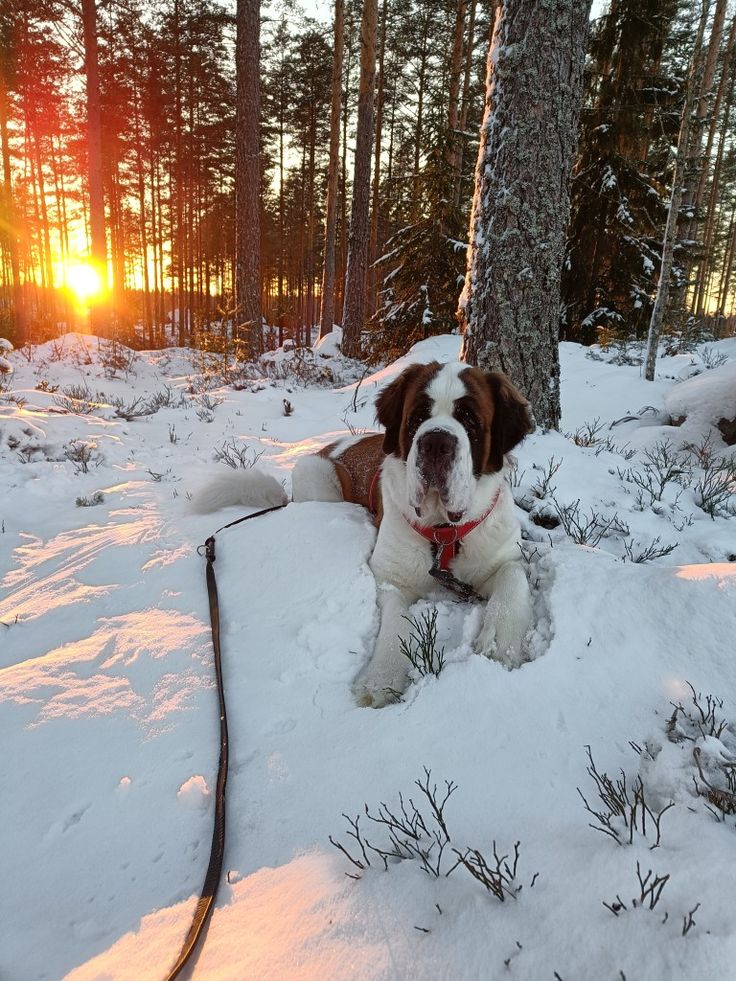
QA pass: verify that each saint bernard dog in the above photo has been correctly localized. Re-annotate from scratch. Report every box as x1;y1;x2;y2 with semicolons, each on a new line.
194;360;534;707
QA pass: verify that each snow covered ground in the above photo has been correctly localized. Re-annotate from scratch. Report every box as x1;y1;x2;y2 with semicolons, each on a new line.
1;331;735;980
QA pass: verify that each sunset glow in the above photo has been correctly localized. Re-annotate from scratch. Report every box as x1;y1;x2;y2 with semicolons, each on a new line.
63;260;107;306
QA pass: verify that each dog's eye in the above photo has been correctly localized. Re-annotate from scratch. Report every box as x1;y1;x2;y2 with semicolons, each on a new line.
456;407;478;431
409;409;428;432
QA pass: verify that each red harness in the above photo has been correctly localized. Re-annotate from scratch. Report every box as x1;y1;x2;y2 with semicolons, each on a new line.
369;467;502;573
406;487;503;570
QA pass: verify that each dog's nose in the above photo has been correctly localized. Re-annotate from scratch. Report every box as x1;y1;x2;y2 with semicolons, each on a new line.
417;429;457;464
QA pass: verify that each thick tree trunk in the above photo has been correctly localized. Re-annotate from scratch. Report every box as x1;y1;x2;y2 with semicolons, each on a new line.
341;0;378;359
319;0;344;339
459;0;591;430
235;0;263;357
82;0;108;335
645;1;709;382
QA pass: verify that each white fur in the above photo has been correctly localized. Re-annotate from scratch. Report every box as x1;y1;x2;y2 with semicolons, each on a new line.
292;455;343;503
190;469;287;514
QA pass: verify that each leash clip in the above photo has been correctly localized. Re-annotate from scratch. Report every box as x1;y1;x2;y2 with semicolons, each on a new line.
199;536;216;563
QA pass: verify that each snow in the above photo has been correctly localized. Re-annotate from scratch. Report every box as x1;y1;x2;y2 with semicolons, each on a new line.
1;333;736;979
664;360;736;429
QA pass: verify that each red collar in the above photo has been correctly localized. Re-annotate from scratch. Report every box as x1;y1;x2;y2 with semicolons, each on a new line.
405;487;503;571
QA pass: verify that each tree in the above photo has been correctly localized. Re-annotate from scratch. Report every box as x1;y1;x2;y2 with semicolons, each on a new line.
235;0;262;356
459;0;592;430
645;0;710;381
341;0;378;358
319;0;344;338
561;0;681;344
82;0;109;335
0;6;24;343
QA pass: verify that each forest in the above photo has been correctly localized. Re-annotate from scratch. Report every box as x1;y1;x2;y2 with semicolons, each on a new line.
1;0;735;364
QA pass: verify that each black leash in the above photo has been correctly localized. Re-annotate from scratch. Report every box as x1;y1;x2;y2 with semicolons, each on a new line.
166;502;287;981
165;499;474;977
428;544;485;602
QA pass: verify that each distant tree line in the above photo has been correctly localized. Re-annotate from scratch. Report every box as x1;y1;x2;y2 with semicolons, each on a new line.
0;0;734;360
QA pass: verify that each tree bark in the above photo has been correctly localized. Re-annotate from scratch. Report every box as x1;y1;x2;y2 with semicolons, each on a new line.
447;0;467;179
453;0;477;208
235;0;263;356
319;0;344;338
81;0;108;334
459;0;591;430
341;0;378;359
682;0;727;242
0;58;25;343
645;1;709;382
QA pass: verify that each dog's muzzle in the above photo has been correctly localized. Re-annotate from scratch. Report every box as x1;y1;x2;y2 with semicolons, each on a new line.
416;428;459;507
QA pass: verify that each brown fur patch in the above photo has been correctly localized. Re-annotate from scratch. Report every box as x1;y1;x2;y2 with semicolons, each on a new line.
319;433;385;522
375;362;443;458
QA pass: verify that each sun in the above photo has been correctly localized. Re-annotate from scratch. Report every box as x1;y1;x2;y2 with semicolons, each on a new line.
64;260;106;305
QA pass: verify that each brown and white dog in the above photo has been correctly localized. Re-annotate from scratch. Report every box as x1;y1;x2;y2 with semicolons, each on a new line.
194;360;534;707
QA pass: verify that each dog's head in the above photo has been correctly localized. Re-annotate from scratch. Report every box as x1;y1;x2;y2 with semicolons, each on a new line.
376;361;533;522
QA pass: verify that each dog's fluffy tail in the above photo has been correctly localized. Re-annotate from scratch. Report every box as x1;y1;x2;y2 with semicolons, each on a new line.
190;468;288;514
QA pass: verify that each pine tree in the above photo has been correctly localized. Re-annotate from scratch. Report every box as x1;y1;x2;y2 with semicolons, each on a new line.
561;0;681;345
460;0;591;430
368;142;466;362
235;0;262;356
341;0;378;358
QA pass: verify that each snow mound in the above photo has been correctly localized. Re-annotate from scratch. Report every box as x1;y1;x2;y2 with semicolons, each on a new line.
313;326;342;356
665;362;736;442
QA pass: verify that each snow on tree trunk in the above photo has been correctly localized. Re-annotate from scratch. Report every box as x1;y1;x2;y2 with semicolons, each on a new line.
644;1;709;383
235;0;263;357
459;0;591;431
341;0;378;360
319;0;344;340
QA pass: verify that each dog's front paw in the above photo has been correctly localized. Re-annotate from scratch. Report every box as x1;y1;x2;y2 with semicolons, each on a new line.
352;663;408;708
475;625;526;670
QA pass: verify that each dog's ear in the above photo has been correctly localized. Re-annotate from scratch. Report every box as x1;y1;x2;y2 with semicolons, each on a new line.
375;363;428;455
485;371;534;472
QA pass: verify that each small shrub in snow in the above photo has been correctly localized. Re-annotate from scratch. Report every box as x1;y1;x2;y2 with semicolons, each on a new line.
530;456;562;498
578;745;674;848
667;681;728;742
99;338;137;378
568;417;606;447
282;398;294;416
684;435;736;518
622;537;678;563
450;841;522;903
698;348;728;371
111;390;177;420
213;438;263;470
667;683;736;823
400;609;445;679
329;768;531;901
603;861;670;916
64;440;101;474
603;863;701;937
552;496;624;547
617;440;691;509
53;383;100;415
76;491;104;507
34;379;59;393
